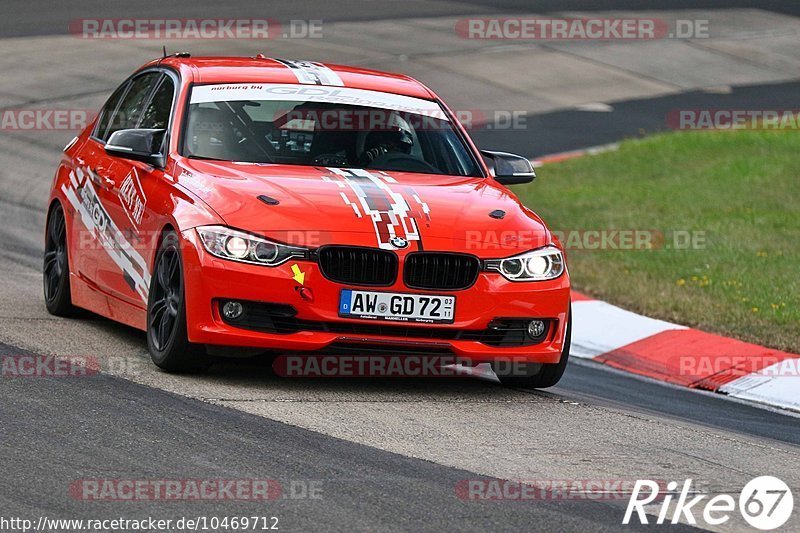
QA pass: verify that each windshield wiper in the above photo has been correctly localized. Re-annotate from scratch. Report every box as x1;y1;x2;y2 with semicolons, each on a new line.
186;155;229;162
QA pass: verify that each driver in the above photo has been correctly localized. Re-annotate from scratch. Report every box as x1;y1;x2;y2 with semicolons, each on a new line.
359;114;414;165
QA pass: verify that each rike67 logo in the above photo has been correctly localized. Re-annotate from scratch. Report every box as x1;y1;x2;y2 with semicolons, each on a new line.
624;476;794;530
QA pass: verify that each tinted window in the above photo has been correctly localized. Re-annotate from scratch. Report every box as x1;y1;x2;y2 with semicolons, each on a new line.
95;82;128;141
106;72;160;139
139;76;174;130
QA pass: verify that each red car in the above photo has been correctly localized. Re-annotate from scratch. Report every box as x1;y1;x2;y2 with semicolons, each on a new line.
44;55;571;387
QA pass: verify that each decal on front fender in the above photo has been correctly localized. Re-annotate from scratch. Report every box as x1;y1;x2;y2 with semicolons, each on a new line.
118;167;147;228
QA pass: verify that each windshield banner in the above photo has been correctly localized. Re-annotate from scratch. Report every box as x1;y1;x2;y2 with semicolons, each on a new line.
189;84;448;120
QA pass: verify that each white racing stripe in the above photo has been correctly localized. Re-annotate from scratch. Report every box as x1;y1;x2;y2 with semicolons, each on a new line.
272;58;345;86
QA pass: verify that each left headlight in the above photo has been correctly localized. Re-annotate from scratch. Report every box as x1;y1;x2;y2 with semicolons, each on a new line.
484;245;565;281
196;225;308;267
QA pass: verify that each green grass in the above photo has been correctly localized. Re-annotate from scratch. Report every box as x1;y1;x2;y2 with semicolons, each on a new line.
514;130;800;353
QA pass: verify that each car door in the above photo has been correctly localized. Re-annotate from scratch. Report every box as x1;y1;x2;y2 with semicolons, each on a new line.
82;71;170;307
68;80;129;285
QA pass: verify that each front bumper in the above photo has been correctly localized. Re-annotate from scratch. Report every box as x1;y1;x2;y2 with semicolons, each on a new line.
182;230;571;364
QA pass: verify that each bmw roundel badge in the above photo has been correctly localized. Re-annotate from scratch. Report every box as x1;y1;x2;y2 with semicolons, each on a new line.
390;237;409;249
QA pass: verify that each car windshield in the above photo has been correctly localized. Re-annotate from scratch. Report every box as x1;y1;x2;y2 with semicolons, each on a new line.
182;83;481;176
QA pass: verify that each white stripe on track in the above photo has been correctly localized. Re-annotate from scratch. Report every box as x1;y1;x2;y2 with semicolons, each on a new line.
720;358;800;411
571;300;686;359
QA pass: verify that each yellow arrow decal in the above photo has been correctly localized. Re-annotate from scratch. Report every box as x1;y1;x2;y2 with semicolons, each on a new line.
291;264;305;285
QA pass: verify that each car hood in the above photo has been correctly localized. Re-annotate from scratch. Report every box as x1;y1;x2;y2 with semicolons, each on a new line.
177;160;551;255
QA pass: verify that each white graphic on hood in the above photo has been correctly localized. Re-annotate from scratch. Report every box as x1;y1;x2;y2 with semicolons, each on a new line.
325;168;431;250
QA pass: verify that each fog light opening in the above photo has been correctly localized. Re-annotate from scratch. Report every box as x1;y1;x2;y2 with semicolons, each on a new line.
527;319;546;339
222;301;244;321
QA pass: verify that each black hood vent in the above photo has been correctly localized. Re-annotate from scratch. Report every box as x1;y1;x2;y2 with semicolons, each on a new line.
257;195;280;206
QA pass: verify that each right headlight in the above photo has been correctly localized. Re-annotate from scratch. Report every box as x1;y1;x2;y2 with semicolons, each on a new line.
196;225;308;267
484;245;565;281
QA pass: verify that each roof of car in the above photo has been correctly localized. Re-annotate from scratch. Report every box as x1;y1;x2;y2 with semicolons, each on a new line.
147;56;437;100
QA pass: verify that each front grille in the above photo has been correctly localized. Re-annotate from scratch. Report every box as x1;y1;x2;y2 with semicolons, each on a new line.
404;253;481;290
318;246;397;286
219;301;552;347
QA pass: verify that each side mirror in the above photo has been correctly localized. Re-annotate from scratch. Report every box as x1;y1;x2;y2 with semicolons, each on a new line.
481;150;536;185
105;128;166;168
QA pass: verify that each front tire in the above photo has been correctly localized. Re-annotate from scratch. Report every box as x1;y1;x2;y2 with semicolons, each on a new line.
43;202;79;316
493;307;572;389
147;230;211;373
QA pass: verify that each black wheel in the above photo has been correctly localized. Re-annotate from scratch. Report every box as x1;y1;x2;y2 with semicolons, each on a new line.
493;306;572;389
43;203;79;316
147;231;211;373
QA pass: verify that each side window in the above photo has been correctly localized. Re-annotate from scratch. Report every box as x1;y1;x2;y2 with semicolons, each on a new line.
139;76;175;130
94;82;129;141
106;72;161;140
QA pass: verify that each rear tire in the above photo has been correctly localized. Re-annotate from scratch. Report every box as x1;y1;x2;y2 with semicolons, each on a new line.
493;307;572;389
43;203;79;317
147;230;211;373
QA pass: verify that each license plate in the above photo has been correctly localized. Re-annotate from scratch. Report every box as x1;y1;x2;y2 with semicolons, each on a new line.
339;290;455;324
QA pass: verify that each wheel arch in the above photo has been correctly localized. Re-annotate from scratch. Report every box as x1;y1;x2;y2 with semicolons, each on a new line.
44;197;74;274
149;222;179;271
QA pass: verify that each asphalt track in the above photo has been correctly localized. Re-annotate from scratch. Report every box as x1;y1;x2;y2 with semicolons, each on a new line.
471;80;800;157
3;0;800;38
2;343;707;533
1;2;800;531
